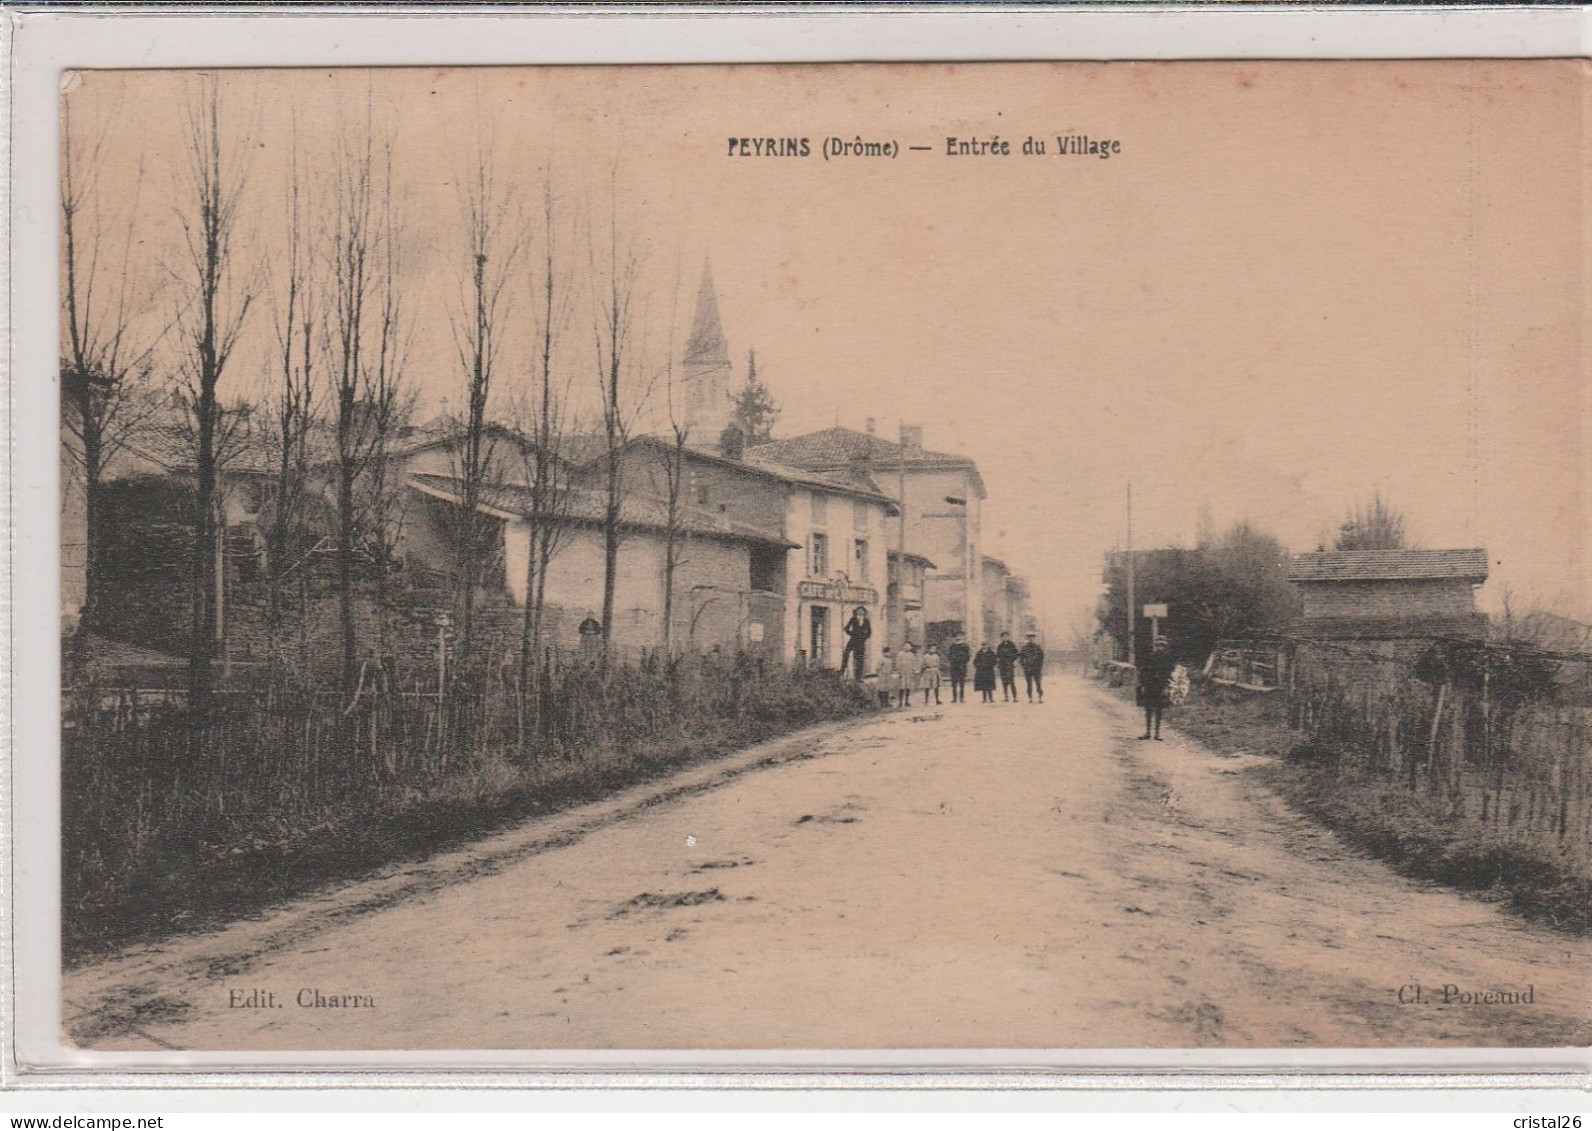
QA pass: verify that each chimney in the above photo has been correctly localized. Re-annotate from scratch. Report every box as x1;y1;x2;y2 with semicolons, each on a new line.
719;422;746;461
865;417;876;435
900;424;924;454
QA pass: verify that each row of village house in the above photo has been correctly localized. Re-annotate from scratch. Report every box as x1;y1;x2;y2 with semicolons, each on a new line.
61;265;1036;675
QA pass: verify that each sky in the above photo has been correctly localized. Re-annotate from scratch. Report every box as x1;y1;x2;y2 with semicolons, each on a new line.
64;61;1588;635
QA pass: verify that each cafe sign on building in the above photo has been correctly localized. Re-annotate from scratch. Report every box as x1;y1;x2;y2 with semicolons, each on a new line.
798;579;878;606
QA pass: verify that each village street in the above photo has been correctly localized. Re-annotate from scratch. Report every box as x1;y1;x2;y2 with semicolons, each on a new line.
64;674;1591;1054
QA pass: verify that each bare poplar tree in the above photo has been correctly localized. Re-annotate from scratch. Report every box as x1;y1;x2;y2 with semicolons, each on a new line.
447;145;522;660
326;115;376;697
261;115;319;674
172;75;255;710
60;94;162;642
324;99;411;697
657;423;693;658
655;265;691;659
516;177;577;697
357;139;417;663
589;186;647;654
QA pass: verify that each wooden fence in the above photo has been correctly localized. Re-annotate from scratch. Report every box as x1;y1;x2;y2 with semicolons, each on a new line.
1287;638;1591;873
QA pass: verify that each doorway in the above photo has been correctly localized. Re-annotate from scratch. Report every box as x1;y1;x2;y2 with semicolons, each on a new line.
809;606;830;667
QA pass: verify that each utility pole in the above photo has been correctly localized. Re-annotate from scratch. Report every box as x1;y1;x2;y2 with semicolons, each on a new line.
1126;482;1136;671
894;421;909;651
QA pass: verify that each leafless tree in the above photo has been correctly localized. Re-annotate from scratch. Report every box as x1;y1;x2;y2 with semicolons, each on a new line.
171;75;256;709
588;182;654;655
654;263;692;658
1495;589;1592;652
516;177;578;700
1334;489;1410;552
60;94;164;643
324;99;411;697
260;115;320;675
357;143;418;663
447;144;522;661
657;425;694;658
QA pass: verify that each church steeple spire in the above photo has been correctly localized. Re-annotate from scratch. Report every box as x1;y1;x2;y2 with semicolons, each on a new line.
684;257;731;372
682;256;734;445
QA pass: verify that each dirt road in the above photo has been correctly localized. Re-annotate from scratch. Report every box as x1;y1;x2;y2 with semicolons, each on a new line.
64;673;1591;1052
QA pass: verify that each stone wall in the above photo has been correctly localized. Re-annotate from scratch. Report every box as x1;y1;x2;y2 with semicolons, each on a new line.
1300;579;1479;621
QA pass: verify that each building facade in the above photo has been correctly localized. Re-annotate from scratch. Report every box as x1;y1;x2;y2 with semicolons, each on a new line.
405;473;797;660
1286;548;1491;641
750;423;986;648
888;549;936;650
776;477;893;669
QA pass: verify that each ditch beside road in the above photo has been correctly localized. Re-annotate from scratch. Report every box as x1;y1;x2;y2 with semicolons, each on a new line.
64;673;1592;1051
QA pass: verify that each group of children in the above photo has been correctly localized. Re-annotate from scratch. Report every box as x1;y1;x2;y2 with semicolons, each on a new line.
872;628;1045;709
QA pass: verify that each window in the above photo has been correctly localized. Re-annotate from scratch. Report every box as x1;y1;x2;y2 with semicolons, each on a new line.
854;539;869;582
853;501;868;532
810;532;829;578
750;545;783;593
696;482;710;506
227;524;263;585
810;492;828;524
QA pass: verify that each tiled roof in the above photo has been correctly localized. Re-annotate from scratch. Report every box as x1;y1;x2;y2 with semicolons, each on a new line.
751;427;986;500
1287;549;1489;583
123;419;278;476
752;426;974;470
739;452;894;505
388;420;542;461
585;435;896;506
408;474;796;548
811;463;893;499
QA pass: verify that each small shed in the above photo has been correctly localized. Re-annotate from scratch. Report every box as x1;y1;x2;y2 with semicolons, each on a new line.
1286;548;1489;640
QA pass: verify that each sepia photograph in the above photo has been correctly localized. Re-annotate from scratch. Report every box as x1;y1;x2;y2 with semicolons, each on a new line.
49;58;1590;1057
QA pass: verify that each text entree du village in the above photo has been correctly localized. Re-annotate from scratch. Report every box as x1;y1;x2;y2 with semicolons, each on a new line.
727;134;1123;161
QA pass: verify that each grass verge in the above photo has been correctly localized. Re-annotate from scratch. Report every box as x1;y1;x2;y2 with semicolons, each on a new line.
1138;679;1592;935
65;667;874;965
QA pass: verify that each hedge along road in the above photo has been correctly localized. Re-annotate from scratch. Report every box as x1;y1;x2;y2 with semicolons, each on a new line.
63;673;1591;1053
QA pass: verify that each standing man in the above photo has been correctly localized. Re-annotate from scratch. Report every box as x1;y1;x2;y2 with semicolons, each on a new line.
995;630;1020;703
840;606;872;680
946;633;971;703
1019;631;1046;703
1137;636;1177;740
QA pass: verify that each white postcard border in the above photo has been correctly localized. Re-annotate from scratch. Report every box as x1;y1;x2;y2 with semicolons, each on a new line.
7;3;1591;1089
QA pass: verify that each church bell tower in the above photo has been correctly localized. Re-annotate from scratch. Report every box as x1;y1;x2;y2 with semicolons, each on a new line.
682;258;734;447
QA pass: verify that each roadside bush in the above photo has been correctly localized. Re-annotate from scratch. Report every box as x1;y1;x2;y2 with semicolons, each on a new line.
62;659;872;963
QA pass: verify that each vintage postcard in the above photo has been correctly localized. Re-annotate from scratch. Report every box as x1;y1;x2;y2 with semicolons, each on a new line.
48;58;1589;1060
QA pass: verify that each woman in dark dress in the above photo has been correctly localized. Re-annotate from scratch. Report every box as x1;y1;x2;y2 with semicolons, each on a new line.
972;642;998;704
